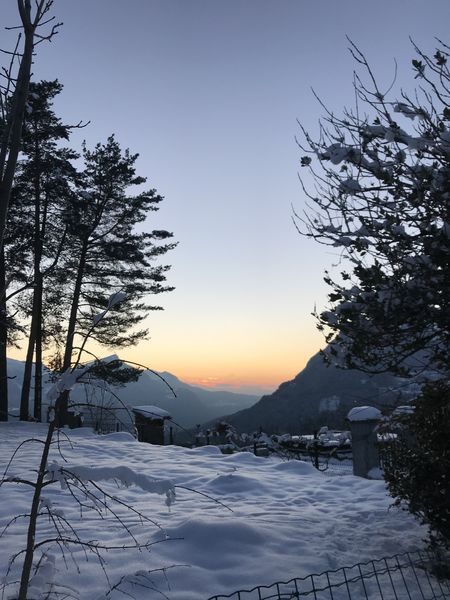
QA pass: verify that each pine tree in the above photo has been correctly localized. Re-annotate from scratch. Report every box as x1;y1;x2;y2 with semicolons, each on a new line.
0;0;62;420
5;81;79;421
55;136;176;423
0;1;61;251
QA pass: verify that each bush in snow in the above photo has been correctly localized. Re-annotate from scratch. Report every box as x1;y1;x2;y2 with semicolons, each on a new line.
296;39;450;379
381;381;450;552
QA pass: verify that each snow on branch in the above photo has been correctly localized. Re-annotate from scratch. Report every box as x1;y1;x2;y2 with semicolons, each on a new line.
46;365;91;403
107;290;127;308
92;290;127;326
296;39;450;378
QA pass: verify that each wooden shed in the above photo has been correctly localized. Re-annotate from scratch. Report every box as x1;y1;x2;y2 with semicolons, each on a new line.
131;405;172;445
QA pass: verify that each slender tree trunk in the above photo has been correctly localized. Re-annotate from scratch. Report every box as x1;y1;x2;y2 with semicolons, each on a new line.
1;24;35;420
0;247;8;421
57;241;88;425
20;140;43;421
31;131;43;421
0;29;34;251
34;276;43;421
63;242;88;371
19;305;37;421
17;419;55;600
18;377;73;598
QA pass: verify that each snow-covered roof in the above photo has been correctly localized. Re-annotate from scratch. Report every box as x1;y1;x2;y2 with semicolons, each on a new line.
131;405;172;420
347;406;381;422
393;405;415;416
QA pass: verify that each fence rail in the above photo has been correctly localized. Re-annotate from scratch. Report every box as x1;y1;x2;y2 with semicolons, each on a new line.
271;446;353;476
207;551;450;600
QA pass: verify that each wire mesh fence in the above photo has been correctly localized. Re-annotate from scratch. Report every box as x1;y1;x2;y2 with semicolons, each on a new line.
319;455;354;476
270;446;353;476
207;550;450;600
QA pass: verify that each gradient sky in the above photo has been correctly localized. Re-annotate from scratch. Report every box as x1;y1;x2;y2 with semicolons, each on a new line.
2;1;450;394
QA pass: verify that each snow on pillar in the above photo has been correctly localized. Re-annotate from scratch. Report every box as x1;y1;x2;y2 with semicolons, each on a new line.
347;406;382;478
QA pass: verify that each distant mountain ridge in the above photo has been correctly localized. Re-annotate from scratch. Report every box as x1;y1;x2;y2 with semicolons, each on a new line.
5;357;259;428
215;351;419;434
6;353;420;436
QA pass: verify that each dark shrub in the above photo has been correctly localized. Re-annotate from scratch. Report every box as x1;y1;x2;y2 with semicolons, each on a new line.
382;381;450;551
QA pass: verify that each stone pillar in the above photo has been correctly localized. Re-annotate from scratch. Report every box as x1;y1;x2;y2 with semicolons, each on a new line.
347;406;381;478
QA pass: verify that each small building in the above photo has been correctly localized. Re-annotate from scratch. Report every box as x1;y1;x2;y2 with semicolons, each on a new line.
131;405;172;445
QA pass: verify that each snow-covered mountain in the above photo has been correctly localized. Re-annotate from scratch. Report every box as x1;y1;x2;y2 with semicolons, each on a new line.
7;352;421;436
5;357;259;429
217;351;419;434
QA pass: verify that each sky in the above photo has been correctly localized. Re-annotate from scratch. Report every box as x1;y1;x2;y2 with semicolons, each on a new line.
2;0;450;395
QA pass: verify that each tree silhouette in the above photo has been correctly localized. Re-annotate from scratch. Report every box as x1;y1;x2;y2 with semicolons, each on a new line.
296;39;450;380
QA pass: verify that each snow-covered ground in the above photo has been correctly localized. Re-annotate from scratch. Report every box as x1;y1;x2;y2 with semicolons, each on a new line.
0;422;426;600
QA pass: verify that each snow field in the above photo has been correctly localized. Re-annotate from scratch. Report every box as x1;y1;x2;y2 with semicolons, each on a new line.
0;423;426;599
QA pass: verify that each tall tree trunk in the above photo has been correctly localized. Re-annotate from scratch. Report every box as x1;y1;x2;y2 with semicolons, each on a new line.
0;29;34;251
0;28;34;420
34;276;43;421
17;419;55;599
0;248;7;421
19;301;38;421
20;135;43;421
1;19;35;419
31;127;43;421
57;241;88;425
63;241;88;371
